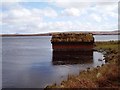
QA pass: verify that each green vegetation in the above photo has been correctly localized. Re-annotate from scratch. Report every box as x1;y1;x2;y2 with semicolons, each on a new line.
51;33;94;42
45;41;120;89
94;41;119;51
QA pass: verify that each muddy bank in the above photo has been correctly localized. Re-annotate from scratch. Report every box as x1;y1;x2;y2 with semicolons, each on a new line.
45;41;120;89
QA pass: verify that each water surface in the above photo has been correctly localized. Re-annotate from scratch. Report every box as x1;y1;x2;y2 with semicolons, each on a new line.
94;35;118;41
2;35;115;88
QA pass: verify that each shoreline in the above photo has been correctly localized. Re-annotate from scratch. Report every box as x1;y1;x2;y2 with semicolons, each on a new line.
0;34;119;37
45;41;120;89
0;32;120;37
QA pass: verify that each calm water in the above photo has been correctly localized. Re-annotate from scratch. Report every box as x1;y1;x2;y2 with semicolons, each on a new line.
2;35;118;88
94;35;118;41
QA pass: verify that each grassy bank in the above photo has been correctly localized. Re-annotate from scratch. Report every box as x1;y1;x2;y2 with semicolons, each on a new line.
45;41;120;89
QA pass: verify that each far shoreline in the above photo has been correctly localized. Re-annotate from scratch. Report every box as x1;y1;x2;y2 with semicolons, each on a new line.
0;34;119;37
0;31;120;37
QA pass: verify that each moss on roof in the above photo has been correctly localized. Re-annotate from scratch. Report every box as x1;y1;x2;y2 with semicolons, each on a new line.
51;33;94;42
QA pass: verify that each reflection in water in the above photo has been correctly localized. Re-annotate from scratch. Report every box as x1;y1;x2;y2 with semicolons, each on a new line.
2;36;106;88
52;50;93;65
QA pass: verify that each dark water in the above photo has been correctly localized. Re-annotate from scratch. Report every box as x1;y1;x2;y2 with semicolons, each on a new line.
2;35;117;88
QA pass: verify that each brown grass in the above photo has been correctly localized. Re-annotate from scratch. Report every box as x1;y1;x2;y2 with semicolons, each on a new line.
45;41;120;89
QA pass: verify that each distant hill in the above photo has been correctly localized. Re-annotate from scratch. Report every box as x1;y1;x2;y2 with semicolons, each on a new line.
50;30;120;35
91;30;120;35
0;30;119;37
0;33;51;37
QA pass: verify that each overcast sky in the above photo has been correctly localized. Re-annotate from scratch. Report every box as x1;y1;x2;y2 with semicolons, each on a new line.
1;0;119;34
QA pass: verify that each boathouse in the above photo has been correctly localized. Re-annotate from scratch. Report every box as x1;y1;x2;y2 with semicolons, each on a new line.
51;33;94;65
51;33;94;51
